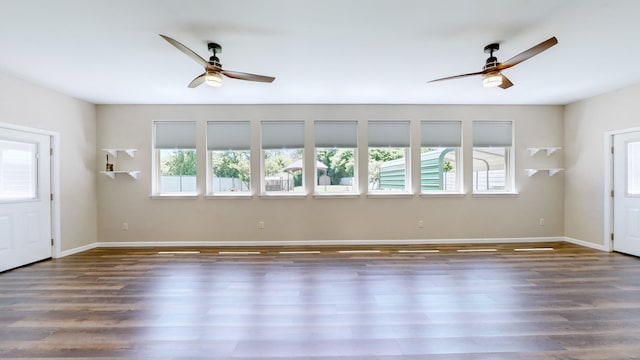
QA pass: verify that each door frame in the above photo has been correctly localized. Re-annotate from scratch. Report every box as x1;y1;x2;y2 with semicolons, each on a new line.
604;126;640;253
0;122;61;258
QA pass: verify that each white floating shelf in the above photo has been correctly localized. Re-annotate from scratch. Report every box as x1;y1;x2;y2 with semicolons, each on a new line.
102;148;137;158
525;168;564;177
527;147;561;156
100;171;140;180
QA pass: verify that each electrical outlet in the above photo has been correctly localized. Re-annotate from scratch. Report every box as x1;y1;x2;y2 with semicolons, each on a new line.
538;218;545;226
258;221;265;229
122;222;129;231
418;220;424;228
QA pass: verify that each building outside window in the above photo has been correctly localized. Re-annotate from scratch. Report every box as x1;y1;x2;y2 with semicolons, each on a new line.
420;121;462;193
314;120;358;195
368;120;410;193
207;121;251;195
153;121;197;195
472;120;514;193
261;121;305;194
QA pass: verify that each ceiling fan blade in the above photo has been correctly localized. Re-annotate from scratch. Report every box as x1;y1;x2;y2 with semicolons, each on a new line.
499;74;514;89
159;34;209;69
496;37;558;71
188;73;206;88
221;70;275;83
428;70;485;83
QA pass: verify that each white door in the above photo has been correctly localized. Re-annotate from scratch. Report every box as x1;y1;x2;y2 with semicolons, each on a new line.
613;130;640;256
0;127;51;272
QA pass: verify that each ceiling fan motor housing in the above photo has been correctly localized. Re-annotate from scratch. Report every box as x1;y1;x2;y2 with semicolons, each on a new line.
483;43;500;70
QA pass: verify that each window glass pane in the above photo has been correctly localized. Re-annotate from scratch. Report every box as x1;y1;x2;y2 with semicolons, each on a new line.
473;148;507;191
316;148;356;194
159;149;197;193
211;150;251;193
629;141;640;195
0;140;37;200
420;147;459;192
264;149;304;193
369;147;408;191
154;121;197;195
207;121;251;194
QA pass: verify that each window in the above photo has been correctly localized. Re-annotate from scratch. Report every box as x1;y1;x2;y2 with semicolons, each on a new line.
420;121;462;193
0;139;37;200
628;141;640;195
261;121;305;194
207;121;251;195
368;120;410;193
472;121;514;193
153;121;197;195
315;121;358;195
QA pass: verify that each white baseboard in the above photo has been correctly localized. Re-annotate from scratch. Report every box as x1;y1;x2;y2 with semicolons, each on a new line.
562;237;609;252
57;237;607;256
57;242;98;258
96;236;566;248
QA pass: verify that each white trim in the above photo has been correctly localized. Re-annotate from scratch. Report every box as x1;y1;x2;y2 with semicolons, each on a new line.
563;236;608;252
0;122;61;259
95;236;566;248
603;126;640;253
604;130;614;252
57;242;98;258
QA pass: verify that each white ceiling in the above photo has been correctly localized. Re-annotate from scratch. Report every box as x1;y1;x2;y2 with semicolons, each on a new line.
1;0;639;105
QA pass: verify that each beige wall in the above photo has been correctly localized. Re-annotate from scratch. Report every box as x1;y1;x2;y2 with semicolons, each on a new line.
0;72;97;251
96;104;564;244
564;82;640;247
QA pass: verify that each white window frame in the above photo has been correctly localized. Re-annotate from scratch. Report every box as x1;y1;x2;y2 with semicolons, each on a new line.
206;121;252;198
472;120;515;194
152;121;198;198
260;120;306;197
420;121;463;195
314;120;358;197
367;120;411;196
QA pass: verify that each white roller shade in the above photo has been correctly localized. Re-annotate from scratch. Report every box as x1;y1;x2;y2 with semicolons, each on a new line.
368;120;410;147
261;121;304;149
473;121;513;147
207;121;250;150
421;121;461;147
154;121;196;149
315;120;357;148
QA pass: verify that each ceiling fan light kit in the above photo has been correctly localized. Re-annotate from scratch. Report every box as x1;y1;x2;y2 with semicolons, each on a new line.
482;72;503;87
205;71;223;87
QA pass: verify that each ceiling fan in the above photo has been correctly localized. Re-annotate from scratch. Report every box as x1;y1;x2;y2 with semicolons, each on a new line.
428;36;558;89
159;34;275;88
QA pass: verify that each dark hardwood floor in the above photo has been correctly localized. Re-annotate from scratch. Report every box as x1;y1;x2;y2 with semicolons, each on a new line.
2;242;640;359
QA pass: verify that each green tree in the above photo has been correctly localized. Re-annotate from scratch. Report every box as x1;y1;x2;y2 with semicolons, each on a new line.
162;150;196;175
329;149;354;184
211;151;250;188
264;152;290;176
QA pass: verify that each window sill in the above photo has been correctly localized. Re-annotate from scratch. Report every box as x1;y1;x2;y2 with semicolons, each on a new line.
150;194;199;200
366;192;414;199
259;193;308;199
205;194;252;200
420;192;466;198
472;192;518;197
313;193;360;199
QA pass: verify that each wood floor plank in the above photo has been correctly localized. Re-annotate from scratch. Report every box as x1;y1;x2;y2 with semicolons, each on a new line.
1;242;640;358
